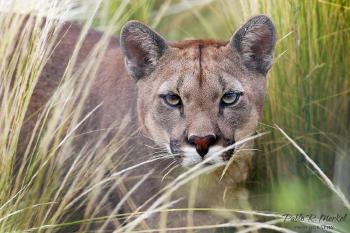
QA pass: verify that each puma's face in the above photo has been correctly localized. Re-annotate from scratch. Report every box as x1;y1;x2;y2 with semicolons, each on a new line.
121;15;276;167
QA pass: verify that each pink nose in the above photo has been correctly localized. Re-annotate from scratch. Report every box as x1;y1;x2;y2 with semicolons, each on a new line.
188;135;217;157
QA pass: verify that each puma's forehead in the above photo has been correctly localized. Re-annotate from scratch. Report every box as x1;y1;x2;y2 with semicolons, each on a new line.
157;40;246;97
165;39;245;76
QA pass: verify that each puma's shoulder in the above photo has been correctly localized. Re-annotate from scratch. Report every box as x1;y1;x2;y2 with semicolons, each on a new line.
19;19;137;156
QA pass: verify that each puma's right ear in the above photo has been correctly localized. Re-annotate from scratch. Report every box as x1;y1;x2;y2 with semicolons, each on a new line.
230;15;276;75
120;20;168;80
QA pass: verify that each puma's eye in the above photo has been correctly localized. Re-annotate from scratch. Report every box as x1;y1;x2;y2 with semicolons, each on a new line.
161;93;182;107
221;91;243;106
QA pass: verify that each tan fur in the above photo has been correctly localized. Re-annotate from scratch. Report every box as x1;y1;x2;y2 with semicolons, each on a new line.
19;15;275;230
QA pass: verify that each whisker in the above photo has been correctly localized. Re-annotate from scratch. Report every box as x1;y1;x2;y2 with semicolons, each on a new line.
216;133;268;180
144;144;166;150
151;154;174;160
161;164;179;183
151;150;182;159
151;152;170;157
214;132;268;158
161;160;178;173
148;149;169;154
235;148;259;152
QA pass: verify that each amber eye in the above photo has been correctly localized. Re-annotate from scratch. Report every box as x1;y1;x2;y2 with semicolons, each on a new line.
160;93;182;107
221;91;243;106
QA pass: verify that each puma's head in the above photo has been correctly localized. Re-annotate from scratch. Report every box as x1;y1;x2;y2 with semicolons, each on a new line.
120;15;276;167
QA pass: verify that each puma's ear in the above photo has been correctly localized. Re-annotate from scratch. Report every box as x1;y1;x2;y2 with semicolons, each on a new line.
120;20;168;80
230;15;276;75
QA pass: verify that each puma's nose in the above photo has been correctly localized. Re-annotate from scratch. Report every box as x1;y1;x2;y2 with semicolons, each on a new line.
188;135;217;158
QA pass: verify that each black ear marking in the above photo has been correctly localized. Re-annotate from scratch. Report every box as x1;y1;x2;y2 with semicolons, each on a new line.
230;15;276;75
120;20;168;80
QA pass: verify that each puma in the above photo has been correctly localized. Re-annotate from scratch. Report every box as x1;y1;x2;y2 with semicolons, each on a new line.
19;15;276;230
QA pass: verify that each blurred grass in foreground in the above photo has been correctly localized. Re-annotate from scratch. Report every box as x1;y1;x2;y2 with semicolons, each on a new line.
0;0;349;232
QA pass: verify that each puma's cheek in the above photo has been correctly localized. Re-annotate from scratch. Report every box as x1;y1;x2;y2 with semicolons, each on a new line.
144;112;170;145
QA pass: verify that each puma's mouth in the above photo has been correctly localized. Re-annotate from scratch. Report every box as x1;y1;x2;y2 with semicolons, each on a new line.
168;143;235;167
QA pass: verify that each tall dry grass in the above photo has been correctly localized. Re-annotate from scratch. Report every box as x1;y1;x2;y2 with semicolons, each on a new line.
0;1;136;232
0;0;349;232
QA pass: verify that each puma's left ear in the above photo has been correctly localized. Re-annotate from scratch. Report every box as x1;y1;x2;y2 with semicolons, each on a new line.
230;15;276;75
120;20;168;80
